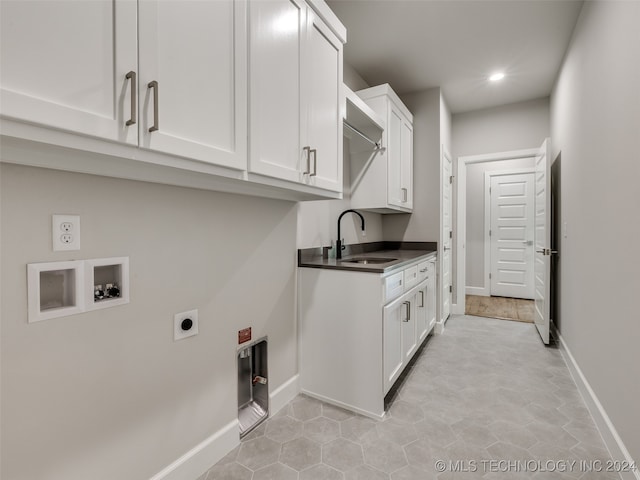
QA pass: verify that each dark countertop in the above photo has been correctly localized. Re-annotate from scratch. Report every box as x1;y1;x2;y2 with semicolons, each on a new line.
298;241;437;274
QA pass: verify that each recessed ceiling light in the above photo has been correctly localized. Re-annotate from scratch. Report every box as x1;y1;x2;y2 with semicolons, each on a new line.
489;72;505;82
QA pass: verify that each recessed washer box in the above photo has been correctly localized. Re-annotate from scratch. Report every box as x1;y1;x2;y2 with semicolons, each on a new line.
27;260;84;323
85;257;130;311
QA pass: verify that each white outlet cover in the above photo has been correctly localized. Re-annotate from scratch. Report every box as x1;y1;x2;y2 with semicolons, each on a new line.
52;214;80;251
174;309;198;341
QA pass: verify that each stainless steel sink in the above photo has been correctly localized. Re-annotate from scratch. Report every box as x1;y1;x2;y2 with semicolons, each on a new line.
341;257;397;265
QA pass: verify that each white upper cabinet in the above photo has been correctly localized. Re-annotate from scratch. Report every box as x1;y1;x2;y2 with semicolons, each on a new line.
0;0;345;201
304;8;343;191
0;0;138;145
249;0;344;193
350;84;414;213
138;0;247;169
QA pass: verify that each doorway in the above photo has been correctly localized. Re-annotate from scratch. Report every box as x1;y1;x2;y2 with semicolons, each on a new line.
454;148;539;316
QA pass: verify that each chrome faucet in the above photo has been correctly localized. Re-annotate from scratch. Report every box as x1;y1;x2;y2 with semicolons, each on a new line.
336;209;365;259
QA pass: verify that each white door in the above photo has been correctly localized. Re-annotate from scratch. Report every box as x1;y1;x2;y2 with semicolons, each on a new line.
248;0;307;182
0;0;137;144
304;10;342;192
427;261;437;332
387;107;404;207
415;281;429;343
138;0;246;169
400;119;414;209
441;148;453;321
490;173;535;299
401;295;417;362
534;139;552;344
383;296;404;394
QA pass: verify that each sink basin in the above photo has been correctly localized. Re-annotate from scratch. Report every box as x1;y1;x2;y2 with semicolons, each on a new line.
341;257;397;265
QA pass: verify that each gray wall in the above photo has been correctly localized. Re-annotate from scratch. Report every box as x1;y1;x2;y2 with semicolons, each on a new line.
1;164;298;479
452;97;550;160
551;0;640;463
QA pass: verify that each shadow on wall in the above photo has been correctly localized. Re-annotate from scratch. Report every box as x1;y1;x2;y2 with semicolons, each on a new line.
551;152;561;331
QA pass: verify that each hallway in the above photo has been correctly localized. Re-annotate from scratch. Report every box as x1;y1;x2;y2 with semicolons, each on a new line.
201;316;617;480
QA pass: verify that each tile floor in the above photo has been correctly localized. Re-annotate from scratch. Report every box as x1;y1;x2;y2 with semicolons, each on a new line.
465;295;535;323
199;315;619;480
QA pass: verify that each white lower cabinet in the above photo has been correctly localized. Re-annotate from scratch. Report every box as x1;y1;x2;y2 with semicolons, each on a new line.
299;253;436;418
384;280;425;394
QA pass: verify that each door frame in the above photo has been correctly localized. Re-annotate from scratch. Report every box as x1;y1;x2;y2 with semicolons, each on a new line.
453;148;539;315
437;145;453;333
484;168;536;298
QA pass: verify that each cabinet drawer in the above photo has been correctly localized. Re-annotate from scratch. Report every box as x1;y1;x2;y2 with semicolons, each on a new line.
384;271;404;303
417;261;430;282
404;265;419;290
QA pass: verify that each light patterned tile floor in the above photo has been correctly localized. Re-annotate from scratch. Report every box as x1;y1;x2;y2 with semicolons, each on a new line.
199;315;619;480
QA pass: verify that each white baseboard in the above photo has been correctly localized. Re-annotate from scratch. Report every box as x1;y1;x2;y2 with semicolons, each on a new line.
435;319;446;335
554;327;639;480
452;303;465;315
149;375;300;480
300;389;385;421
270;374;300;416
465;286;489;296
149;419;239;480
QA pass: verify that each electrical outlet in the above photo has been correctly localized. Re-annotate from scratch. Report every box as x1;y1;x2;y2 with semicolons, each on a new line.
52;215;80;251
174;309;198;341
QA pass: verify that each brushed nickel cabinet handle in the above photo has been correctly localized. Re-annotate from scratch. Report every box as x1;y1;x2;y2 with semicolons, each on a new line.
403;301;411;322
419;290;424;307
125;71;137;126
302;146;311;174
148;80;159;132
310;148;317;177
402;187;408;202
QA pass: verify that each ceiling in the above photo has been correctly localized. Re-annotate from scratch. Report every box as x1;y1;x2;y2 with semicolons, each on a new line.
326;0;584;113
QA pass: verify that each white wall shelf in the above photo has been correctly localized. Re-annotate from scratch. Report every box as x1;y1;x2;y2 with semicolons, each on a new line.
343;84;385;154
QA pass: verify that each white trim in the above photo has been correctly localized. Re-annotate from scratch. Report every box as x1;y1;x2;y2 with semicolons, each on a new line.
269;374;300;416
149;420;239;480
484;168;535;299
440;145;452;323
465;286;488;296
434;319;446;335
301;389;385;421
554;326;640;480
455;148;539;316
451;303;465;315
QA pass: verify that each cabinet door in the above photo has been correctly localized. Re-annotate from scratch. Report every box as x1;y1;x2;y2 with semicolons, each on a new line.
383;297;404;394
427;262;437;333
401;295;418;361
400;118;414;209
248;0;307;182
138;0;246;169
0;0;137;144
416;284;429;343
387;106;404;207
304;10;343;192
